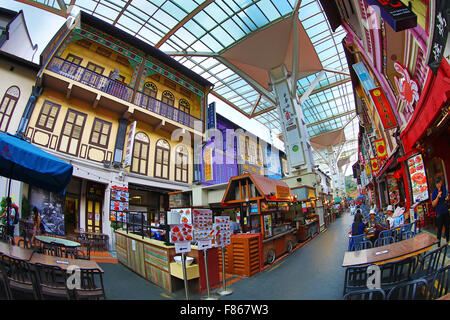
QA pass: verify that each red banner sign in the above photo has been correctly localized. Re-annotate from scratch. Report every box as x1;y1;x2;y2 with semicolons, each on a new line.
369;88;397;130
371;158;380;175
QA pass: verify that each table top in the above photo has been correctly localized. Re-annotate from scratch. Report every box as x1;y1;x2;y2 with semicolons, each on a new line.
0;242;34;261
342;233;437;267
29;253;103;272
36;235;81;247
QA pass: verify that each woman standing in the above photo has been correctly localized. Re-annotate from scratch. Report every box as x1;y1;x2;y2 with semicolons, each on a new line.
31;207;41;246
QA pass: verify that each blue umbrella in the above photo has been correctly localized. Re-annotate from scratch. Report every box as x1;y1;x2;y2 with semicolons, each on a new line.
0;133;73;194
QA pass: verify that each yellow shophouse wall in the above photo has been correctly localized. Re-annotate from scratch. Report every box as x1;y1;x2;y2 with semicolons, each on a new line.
123;120;193;184
27;88;119;163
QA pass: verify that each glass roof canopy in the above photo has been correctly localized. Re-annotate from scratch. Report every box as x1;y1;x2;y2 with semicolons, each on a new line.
54;0;358;172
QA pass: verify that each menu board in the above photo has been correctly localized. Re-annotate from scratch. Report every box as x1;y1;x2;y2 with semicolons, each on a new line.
192;209;214;241
407;154;429;203
386;173;400;205
168;208;192;225
170;224;193;243
213;216;231;247
110;186;129;222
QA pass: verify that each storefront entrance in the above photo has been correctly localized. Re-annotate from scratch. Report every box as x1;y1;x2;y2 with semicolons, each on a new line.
128;184;169;224
64;177;82;236
86;182;104;233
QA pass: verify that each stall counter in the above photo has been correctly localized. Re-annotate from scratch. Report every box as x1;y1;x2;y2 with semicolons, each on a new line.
115;229;220;294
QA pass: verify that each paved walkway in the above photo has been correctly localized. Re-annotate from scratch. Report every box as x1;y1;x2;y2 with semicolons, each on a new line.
100;211;353;300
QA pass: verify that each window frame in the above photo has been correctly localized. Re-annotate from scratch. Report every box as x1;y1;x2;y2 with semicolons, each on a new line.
86;62;105;75
154;139;171;180
66;53;83;65
57;108;87;156
161;90;175;107
175;145;189;183
35;100;61;133
0;86;20;133
89;118;112;149
130;132;150;176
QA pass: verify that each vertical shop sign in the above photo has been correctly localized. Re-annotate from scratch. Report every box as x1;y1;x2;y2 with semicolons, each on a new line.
393;62;420;115
363;0;417;31
369;88;397;130
204;147;213;182
352;62;377;96
213;216;231;247
407;154;429;203
386;173;400;205
427;0;450;75
123;121;137;167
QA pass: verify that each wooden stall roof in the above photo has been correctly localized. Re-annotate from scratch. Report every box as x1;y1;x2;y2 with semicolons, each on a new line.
221;173;293;204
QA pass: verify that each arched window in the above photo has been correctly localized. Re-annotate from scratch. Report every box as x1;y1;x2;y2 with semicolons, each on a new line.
0;86;20;132
175;145;189;183
154;139;170;179
178;99;190;114
131;132;149;175
143;81;157;99
161;90;174;107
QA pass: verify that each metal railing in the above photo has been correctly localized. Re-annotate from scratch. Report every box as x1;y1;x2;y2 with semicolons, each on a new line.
47;56;204;132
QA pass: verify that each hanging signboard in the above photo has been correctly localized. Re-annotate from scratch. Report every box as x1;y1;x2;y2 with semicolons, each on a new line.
364;0;417;32
123;121;137;168
369;88;397;130
352;62;377;96
393;62;420;115
374;139;387;159
110;185;129;222
370;158;380;175
407;154;429;203
427;0;450;75
274;81;305;169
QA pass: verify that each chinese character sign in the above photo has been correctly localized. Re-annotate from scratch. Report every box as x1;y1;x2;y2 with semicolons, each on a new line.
427;0;449;74
369;88;398;130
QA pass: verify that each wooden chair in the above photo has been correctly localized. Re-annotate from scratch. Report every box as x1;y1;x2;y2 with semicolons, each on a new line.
343;288;386;300
34;263;71;300
1;255;39;300
41;242;63;257
73;268;106;300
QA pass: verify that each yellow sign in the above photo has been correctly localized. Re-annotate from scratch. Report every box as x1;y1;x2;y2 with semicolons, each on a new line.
365;163;372;176
275;185;291;200
375;139;387;159
204;148;213;182
308;189;316;199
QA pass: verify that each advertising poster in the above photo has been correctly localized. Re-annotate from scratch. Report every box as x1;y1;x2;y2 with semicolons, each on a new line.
407;154;429;203
170;224;193;243
386;173;400;205
29;186;65;236
213;216;231;247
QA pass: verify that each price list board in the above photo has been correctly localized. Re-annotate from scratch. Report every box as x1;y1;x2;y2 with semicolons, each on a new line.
192;209;214;241
110;186;129;223
213;216;231;247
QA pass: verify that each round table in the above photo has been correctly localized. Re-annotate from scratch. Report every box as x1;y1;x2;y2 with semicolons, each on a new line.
35;235;81;248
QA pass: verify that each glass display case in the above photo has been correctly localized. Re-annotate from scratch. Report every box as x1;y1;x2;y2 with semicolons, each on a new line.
261;201;293;239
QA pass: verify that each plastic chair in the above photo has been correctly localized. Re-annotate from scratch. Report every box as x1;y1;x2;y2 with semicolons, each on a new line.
427;265;450;300
378;257;418;291
73;268;106;300
348;234;366;251
412;244;448;282
350;240;373;251
343;288;386;300
387;279;428;300
343;265;369;296
374;236;395;247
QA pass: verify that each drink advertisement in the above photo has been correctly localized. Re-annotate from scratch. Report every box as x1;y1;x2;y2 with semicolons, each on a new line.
407;154;429;203
213;216;231;247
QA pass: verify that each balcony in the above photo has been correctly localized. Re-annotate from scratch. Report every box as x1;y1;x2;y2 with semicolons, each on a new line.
46;56;204;132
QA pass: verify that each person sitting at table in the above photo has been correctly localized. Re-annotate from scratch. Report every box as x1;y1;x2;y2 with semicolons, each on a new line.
384;205;395;229
367;209;384;240
31;207;41;247
348;210;366;250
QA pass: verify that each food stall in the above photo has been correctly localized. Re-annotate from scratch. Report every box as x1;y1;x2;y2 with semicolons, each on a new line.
221;174;296;265
290;186;320;242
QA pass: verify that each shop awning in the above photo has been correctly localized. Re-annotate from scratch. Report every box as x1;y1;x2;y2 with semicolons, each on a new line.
0;133;73;194
222;173;293;204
